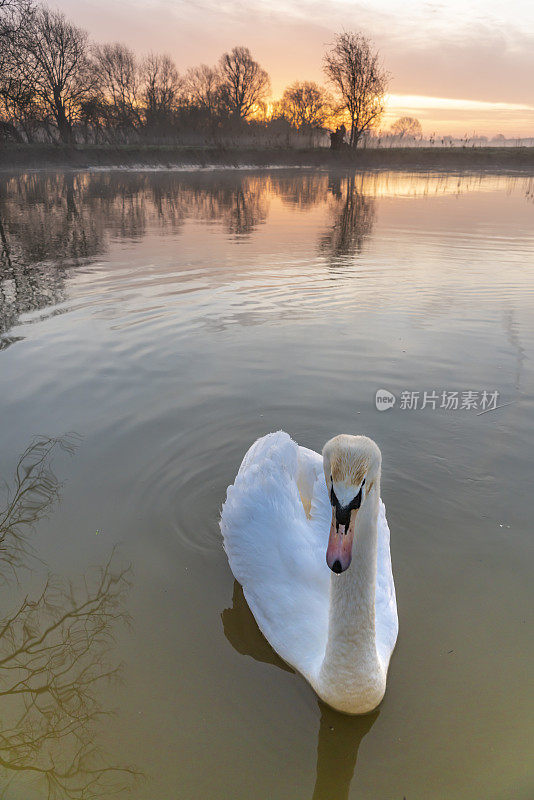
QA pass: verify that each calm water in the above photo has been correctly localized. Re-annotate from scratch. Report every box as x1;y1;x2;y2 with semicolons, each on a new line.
0;169;533;799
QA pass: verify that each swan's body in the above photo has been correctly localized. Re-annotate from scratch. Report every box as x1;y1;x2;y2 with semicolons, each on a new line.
220;431;398;714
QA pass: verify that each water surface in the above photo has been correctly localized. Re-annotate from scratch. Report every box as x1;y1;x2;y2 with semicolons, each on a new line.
0;168;533;799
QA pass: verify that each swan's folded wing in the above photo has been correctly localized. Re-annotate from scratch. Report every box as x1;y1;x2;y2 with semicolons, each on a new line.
375;500;398;671
220;432;331;681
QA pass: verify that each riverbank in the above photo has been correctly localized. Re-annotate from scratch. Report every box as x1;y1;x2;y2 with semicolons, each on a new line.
1;143;534;172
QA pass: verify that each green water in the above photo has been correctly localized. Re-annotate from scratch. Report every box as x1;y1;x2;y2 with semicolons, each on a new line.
0;169;532;799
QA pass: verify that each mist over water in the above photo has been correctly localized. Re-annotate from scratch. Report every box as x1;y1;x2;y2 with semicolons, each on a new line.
0;169;533;799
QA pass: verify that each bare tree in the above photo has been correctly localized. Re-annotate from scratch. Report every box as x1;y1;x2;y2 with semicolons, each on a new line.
185;64;222;117
13;7;94;143
219;46;270;120
0;72;41;141
92;42;140;134
78;94;108;142
390;116;422;139
323;32;389;148
141;52;182;129
0;0;38;141
0;0;32;58
279;81;332;131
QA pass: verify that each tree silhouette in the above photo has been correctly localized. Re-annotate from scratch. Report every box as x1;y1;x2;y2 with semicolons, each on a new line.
278;81;333;133
13;7;95;142
92;42;141;135
141;52;182;130
219;46;270;121
324;32;389;148
390;116;422;140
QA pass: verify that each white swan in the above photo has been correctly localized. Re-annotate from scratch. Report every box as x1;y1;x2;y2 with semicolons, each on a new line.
220;431;398;714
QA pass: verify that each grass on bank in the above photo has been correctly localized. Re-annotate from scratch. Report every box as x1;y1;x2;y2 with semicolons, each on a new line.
1;143;534;171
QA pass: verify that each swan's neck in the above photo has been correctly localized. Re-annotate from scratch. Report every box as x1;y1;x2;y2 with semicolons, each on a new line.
318;482;385;713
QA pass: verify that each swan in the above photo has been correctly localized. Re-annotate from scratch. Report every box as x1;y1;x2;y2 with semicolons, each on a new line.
220;431;398;714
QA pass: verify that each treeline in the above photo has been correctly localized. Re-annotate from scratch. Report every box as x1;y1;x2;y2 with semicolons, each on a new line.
0;0;390;147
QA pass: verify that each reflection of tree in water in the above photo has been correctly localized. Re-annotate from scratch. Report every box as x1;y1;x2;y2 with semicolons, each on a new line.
0;256;68;339
222;580;378;800
0;437;138;799
179;175;269;237
0;437;77;582
81;172;269;239
0;174;104;341
276;173;328;210
320;175;375;261
524;177;534;203
1;174;103;264
0;169;336;341
224;184;268;237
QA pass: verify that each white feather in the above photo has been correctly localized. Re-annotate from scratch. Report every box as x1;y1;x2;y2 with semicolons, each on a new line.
220;431;398;699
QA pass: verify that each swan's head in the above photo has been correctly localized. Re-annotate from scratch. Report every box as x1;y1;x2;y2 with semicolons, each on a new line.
322;435;381;574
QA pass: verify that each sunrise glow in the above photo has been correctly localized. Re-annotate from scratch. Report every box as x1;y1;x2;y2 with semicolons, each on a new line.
50;0;534;138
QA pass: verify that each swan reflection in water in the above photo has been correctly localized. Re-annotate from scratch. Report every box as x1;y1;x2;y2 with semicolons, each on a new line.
0;436;139;799
222;581;379;800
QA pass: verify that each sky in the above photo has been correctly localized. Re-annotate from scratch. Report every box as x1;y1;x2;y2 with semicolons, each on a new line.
56;0;534;136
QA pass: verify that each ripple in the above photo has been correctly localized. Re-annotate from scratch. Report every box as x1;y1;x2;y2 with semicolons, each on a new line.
136;412;254;556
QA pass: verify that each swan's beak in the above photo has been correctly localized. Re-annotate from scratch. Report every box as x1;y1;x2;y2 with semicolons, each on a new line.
326;507;357;574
